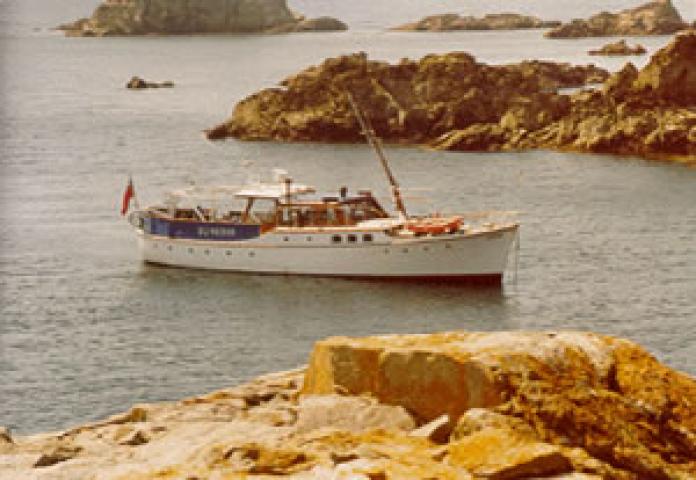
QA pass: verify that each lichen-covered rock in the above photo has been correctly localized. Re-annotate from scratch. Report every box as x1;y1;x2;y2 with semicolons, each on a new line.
448;428;573;479
295;395;416;433
589;39;647;56
545;0;688;38
2;332;695;480
58;0;346;36
392;13;561;31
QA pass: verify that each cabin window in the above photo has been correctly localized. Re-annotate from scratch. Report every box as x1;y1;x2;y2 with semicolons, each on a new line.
363;234;373;242
188;248;194;254
283;236;289;242
402;248;409;253
226;250;232;256
306;236;313;242
347;234;357;243
332;235;342;243
204;249;210;255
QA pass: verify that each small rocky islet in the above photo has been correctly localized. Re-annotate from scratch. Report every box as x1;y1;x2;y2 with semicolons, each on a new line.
1;331;694;479
208;30;696;162
391;13;561;32
58;0;347;36
545;0;690;38
588;40;647;56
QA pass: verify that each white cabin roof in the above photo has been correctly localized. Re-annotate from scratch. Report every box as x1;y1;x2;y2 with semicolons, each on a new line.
235;182;315;200
164;182;316;204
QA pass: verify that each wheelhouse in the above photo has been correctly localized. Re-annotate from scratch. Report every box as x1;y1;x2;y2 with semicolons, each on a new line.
134;173;392;241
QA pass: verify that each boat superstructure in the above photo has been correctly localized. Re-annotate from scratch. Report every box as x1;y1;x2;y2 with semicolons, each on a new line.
126;94;520;282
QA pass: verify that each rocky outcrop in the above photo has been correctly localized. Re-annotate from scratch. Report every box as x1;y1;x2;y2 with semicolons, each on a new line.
512;30;696;159
58;0;346;36
545;0;688;38
126;76;174;89
210;30;696;162
392;13;560;31
1;331;694;480
589;39;647;56
209;52;606;143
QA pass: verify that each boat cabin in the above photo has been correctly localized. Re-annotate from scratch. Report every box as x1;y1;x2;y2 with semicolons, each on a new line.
137;176;391;241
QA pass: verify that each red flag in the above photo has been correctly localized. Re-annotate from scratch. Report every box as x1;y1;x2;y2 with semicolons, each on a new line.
121;178;134;216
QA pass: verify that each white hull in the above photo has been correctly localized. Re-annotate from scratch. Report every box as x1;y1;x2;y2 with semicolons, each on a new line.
136;225;519;281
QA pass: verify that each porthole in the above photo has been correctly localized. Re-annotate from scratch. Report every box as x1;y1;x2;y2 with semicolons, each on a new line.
204;249;210;255
226;250;232;256
153;243;158;249
423;246;429;252
306;236;313;242
445;244;452;249
363;234;373;242
402;248;409;254
384;248;389;254
167;245;173;251
188;248;194;254
347;234;357;243
283;236;289;242
332;235;342;244
249;251;255;257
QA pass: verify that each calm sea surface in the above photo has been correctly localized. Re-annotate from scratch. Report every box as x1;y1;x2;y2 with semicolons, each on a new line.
1;1;695;434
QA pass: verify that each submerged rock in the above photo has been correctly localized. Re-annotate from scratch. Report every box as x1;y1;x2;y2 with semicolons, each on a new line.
392;13;561;31
589;39;647;56
1;332;695;479
58;0;346;36
210;31;696;162
545;0;688;38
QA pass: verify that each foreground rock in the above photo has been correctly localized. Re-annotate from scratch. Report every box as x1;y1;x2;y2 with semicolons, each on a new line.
392;13;560;31
1;330;695;480
126;76;174;89
58;0;346;36
545;0;688;38
589;39;647;56
210;30;696;162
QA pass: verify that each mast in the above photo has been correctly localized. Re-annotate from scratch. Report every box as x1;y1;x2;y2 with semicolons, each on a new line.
346;92;409;221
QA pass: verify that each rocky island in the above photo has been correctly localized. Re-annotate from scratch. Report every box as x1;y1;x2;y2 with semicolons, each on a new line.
58;0;347;36
208;31;696;162
1;330;694;479
589;40;647;56
545;0;689;38
391;13;561;32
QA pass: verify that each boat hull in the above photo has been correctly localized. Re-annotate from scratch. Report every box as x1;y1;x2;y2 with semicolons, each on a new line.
136;225;519;282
